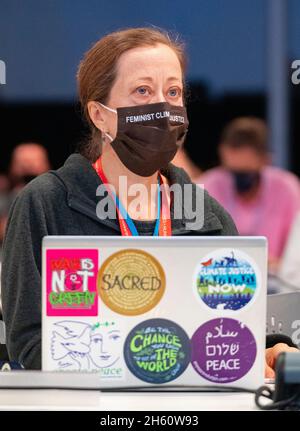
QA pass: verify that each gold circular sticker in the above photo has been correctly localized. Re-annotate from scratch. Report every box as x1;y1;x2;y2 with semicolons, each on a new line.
97;249;165;316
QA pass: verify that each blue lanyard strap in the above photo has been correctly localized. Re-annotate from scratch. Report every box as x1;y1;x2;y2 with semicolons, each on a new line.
113;180;161;236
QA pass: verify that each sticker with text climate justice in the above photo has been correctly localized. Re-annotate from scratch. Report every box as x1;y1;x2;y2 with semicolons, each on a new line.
124;318;191;384
191;318;257;383
46;249;98;316
195;249;258;311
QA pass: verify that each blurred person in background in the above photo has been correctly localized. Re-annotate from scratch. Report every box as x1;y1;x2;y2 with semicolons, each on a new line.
0;142;51;251
9;142;51;192
197;117;300;273
0;143;51;332
172;146;202;182
0;143;51;361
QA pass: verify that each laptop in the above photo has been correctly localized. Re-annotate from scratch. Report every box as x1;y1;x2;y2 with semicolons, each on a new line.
41;236;267;390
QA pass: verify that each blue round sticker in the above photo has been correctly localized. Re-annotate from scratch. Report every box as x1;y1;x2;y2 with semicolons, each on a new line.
196;249;258;311
124;318;191;384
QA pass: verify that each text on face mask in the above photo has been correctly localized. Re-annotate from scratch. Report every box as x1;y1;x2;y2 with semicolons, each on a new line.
125;111;185;124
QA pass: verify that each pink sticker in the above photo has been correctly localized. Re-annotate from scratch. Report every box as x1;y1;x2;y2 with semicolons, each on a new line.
46;249;98;316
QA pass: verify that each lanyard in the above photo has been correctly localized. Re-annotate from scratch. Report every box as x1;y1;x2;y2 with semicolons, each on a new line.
93;157;172;236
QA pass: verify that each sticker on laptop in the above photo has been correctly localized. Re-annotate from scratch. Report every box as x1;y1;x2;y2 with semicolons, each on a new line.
124;318;190;384
49;319;125;379
46;249;98;316
191;318;257;383
194;249;258;311
97;249;165;316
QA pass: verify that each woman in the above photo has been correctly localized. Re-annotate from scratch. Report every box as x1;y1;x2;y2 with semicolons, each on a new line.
1;27;297;374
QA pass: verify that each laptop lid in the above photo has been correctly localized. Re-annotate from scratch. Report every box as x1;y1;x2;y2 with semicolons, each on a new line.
42;236;267;390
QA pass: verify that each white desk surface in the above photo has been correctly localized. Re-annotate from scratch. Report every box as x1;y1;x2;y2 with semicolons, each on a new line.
0;389;259;411
0;372;270;411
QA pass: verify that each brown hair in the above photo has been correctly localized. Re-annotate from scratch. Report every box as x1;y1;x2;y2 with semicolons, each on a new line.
76;27;187;161
220;117;268;154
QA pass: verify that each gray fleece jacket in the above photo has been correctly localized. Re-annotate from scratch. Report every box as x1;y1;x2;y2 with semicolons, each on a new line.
2;153;274;370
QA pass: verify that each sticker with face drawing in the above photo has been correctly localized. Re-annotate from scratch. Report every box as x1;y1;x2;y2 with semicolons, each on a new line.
49;320;124;379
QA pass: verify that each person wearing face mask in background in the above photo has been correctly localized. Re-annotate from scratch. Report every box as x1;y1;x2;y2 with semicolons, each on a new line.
0;142;50;362
8;143;51;191
0;142;51;252
1;29;298;375
197;117;300;274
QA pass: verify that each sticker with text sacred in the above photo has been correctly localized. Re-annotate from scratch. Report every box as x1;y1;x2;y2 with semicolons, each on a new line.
195;249;258;311
46;249;98;316
97;249;165;316
191;318;257;383
124;318;191;384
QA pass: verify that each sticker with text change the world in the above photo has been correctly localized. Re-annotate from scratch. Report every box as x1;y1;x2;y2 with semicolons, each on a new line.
124;318;191;384
46;249;98;316
191;318;257;383
195;249;258;311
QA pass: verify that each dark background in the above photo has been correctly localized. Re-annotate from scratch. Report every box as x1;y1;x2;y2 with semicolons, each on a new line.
1;0;300;175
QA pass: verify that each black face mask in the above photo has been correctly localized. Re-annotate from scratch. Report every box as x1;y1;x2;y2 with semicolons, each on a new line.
231;171;261;194
100;101;189;177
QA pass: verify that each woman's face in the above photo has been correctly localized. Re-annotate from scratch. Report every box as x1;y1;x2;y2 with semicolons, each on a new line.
89;328;121;368
89;43;184;139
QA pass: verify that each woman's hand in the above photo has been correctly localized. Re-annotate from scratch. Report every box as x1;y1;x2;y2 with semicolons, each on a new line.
265;343;299;378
